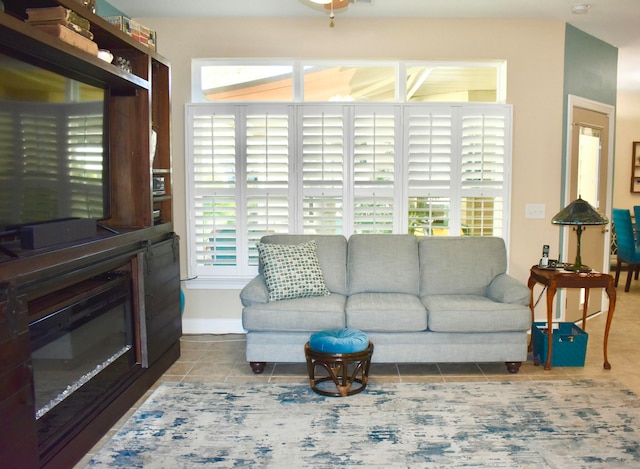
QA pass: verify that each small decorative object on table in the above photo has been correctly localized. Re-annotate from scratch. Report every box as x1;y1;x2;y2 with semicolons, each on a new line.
114;56;132;73
305;328;373;397
74;0;95;14
97;49;113;63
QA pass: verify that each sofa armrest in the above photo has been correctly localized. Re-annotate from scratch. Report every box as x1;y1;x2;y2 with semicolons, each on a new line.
486;273;530;306
240;275;269;307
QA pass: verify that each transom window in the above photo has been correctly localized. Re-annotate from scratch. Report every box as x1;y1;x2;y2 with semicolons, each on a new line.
192;60;506;103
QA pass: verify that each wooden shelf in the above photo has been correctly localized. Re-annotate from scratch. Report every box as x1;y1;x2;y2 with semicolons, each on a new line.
0;13;149;91
0;1;178;468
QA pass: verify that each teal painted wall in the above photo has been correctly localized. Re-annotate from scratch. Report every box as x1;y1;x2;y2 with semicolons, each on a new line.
564;23;618;106
558;24;617;277
561;24;618;185
96;0;127;17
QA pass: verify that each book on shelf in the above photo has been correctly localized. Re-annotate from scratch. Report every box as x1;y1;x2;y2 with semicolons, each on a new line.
27;19;94;40
26;6;91;31
103;15;157;51
33;23;98;56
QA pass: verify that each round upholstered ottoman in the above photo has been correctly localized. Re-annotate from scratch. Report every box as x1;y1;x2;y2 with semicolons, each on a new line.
304;328;374;397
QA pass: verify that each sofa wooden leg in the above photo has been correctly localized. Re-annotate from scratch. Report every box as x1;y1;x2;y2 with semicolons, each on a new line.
505;362;522;374
250;362;266;374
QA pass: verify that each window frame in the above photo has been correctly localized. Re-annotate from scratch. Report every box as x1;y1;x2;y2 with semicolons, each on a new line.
191;59;507;104
185;101;512;289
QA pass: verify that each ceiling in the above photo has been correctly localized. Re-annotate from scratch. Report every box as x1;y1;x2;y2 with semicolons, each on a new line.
107;0;640;92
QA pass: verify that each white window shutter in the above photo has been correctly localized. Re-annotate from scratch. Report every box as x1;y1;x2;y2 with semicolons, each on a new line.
189;108;239;275
405;107;454;236
352;106;398;233
245;109;291;264
459;106;510;237
300;106;345;235
185;102;512;282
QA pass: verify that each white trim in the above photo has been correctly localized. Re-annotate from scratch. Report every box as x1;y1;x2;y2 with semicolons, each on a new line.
184;277;252;290
559;94;615;320
182;318;246;335
563;95;615;272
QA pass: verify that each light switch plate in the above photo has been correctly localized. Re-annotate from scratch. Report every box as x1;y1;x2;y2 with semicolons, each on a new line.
525;204;545;219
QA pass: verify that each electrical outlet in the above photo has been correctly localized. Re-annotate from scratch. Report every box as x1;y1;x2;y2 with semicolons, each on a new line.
525;204;546;219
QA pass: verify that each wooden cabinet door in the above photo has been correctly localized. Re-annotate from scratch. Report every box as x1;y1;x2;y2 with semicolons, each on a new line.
0;284;39;469
144;235;182;365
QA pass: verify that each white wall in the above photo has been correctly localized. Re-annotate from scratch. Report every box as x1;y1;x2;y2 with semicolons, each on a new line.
614;91;640;209
136;17;567;333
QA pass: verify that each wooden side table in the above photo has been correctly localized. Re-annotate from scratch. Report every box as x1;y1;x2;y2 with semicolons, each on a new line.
527;266;616;370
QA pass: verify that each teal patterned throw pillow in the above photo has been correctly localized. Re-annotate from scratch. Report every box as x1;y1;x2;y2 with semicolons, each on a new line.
257;241;330;302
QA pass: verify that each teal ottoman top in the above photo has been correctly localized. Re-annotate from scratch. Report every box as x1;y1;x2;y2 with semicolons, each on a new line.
309;328;369;354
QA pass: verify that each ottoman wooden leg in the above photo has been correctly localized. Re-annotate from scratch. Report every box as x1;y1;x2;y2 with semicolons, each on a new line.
304;342;374;397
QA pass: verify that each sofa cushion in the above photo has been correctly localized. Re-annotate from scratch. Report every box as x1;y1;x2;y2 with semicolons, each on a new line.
419;237;507;296
422;294;530;333
243;294;346;332
257;241;330;302
259;234;348;295
239;275;269;307
348;234;420;295
346;293;427;332
486;273;530;306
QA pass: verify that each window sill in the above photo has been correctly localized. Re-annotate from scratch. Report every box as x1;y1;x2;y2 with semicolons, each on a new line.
184;277;253;290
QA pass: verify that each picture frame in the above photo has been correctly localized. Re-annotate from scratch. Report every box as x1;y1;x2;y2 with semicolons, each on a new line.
631;141;640;193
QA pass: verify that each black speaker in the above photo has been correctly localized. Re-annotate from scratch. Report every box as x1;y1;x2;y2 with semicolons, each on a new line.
19;218;97;250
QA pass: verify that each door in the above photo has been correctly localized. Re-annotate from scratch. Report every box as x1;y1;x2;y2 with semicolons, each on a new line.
564;101;613;322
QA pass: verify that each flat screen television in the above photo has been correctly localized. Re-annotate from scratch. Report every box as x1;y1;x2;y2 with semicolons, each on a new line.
0;48;109;233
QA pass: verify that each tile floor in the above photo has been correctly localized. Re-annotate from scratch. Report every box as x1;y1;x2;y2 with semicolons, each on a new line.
75;281;640;467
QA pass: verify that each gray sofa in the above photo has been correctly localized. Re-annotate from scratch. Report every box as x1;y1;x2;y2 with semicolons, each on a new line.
240;234;531;374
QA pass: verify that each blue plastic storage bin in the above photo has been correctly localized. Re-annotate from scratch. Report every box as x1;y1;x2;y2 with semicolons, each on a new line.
532;322;588;367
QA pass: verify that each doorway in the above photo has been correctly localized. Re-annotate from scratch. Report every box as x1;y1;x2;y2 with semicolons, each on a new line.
562;96;614;323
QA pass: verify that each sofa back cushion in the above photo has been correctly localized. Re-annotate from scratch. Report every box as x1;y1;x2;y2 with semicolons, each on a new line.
259;234;348;295
348;234;420;295
419;237;507;296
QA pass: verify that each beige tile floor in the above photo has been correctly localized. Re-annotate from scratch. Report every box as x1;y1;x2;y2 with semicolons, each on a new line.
75;281;640;467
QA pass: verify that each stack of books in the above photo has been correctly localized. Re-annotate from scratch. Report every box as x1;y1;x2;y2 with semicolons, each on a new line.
104;15;156;51
26;6;98;55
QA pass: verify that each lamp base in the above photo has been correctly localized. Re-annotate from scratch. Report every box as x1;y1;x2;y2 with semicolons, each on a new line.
563;263;592;273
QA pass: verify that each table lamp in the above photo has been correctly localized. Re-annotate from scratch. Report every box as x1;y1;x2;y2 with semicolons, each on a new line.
551;196;609;272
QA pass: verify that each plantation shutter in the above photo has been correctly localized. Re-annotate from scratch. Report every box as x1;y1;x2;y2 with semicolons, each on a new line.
352;106;399;234
188;106;239;273
460;107;510;236
405;106;453;236
245;107;291;265
187;104;293;277
185;102;512;282
299;106;345;235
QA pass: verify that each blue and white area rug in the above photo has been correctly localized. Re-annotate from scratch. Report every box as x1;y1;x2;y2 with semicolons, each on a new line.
86;380;640;468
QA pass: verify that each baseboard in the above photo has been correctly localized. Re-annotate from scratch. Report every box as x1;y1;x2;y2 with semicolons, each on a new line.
181;318;246;335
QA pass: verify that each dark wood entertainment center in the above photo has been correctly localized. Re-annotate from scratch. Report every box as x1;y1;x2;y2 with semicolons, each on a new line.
0;1;181;468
